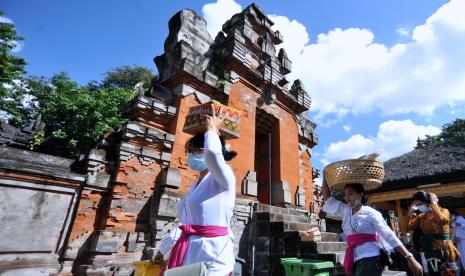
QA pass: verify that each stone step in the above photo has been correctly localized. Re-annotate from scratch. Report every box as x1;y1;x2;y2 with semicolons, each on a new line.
320;232;339;242
279;230;339;242
331;251;346;266
299;241;347;254
255;203;308;217
270;221;321;232
254;211;312;224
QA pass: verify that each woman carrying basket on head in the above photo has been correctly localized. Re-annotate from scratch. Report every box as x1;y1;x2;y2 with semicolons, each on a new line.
160;107;237;276
320;155;423;276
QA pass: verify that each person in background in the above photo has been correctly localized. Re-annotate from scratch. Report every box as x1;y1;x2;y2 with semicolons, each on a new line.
412;225;425;252
321;179;423;276
407;191;460;276
451;209;465;273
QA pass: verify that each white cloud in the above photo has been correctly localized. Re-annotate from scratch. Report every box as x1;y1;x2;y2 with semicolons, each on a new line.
313;177;323;187
202;0;242;38
201;0;465;122
0;15;24;52
321;120;441;165
269;15;309;59
11;41;24;53
396;27;410;38
269;0;465;120
0;16;13;24
0;108;10;120
342;125;352;132
322;134;376;166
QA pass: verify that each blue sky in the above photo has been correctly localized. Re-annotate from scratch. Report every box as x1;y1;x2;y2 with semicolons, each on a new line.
3;0;465;175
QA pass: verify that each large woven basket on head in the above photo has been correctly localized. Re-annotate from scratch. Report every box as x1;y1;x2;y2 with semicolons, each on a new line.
324;155;384;192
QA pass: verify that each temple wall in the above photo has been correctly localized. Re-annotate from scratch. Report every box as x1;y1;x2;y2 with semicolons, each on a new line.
0;147;84;275
300;150;314;210
277;105;301;204
167;93;206;195
226;82;258;198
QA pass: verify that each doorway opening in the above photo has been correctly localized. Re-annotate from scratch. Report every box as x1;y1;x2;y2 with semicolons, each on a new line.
254;108;279;205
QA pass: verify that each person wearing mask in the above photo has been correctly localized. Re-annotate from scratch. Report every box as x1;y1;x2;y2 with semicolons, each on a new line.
450;209;465;273
322;179;423;276
407;191;460;275
161;110;237;275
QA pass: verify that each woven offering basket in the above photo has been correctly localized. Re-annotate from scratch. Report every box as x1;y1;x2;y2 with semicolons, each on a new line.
182;100;241;139
324;159;384;192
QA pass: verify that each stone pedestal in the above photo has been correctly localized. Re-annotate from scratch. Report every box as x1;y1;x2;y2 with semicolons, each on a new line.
272;181;292;205
242;170;258;196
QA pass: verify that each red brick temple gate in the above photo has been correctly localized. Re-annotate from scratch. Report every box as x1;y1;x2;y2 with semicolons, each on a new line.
0;3;326;276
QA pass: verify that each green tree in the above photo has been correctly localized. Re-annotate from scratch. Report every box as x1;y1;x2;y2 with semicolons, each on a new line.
101;65;154;90
0;23;152;156
0;10;27;96
420;118;465;148
0;79;31;126
4;73;135;156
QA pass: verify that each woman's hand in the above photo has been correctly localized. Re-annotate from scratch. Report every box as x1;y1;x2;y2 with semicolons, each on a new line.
321;176;331;200
429;193;439;205
407;257;423;276
408;204;417;216
206;105;223;135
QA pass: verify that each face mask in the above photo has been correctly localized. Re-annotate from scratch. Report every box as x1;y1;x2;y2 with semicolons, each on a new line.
187;153;206;171
416;204;431;213
349;197;362;209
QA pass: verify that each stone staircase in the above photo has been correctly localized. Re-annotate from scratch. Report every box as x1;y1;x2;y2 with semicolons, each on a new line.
249;203;346;276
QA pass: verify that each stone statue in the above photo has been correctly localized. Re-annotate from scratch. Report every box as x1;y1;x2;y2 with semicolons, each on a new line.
134;81;145;96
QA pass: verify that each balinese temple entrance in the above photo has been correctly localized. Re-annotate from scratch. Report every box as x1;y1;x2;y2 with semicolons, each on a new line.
255;108;279;205
0;3;322;275
367;146;465;236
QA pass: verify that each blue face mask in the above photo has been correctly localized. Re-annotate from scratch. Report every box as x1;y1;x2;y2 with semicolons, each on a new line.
417;204;431;213
187;153;206;171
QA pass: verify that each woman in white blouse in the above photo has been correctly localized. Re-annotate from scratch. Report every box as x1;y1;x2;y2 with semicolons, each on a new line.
322;179;423;276
163;111;237;275
451;209;465;272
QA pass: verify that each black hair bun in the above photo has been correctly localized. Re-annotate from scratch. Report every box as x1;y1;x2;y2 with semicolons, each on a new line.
412;190;431;203
224;151;237;161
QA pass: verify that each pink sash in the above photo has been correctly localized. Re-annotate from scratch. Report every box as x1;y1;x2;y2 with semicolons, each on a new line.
160;224;229;275
344;233;379;275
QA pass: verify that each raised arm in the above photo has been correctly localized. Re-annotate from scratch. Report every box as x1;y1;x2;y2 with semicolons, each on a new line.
322;177;331;200
371;210;423;276
203;107;235;190
428;193;449;225
204;130;235;189
406;204;421;231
